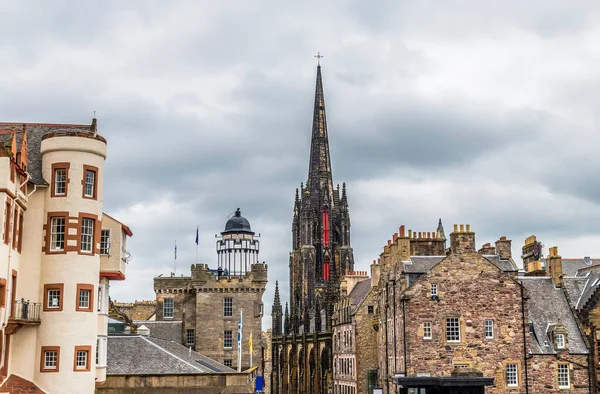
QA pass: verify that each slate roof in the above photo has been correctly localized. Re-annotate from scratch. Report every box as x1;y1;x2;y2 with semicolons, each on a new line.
133;320;183;342
349;279;371;312
482;255;518;272
107;335;236;375
0;122;97;186
404;255;516;274
562;277;588;308
519;277;588;355
538;258;596;277
404;256;445;273
571;267;600;310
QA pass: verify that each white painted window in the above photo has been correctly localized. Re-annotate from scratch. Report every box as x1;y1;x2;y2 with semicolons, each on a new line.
100;229;110;255
47;289;61;309
430;284;438;296
81;218;94;252
76;350;88;369
558;364;570;388
163;297;174;318
446;317;460;342
423;322;432;339
485;319;494;339
44;350;58;369
556;333;565;349
186;329;195;346
224;330;233;348
54;169;66;195
224;297;233;317
79;289;91;309
50;217;65;251
506;363;518;387
84;169;95;197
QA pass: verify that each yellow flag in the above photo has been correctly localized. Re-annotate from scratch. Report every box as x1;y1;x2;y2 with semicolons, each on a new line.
248;331;253;353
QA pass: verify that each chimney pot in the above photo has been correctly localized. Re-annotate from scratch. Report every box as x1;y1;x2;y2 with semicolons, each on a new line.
400;225;406;238
500;236;507;241
453;224;458;232
408;229;413;238
460;224;464;232
393;233;398;242
466;224;471;232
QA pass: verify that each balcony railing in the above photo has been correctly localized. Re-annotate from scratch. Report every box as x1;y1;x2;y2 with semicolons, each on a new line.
11;299;41;323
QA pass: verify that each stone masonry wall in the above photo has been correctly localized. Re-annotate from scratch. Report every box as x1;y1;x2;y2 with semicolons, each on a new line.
354;289;378;394
398;250;528;393
528;354;590;393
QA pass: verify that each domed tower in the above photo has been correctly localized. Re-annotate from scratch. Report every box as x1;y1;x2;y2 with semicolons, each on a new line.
36;129;106;392
216;208;260;278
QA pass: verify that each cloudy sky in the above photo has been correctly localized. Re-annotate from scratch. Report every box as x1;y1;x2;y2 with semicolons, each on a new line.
2;1;600;329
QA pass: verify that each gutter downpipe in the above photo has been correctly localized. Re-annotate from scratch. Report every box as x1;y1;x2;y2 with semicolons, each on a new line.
402;297;407;376
521;284;529;394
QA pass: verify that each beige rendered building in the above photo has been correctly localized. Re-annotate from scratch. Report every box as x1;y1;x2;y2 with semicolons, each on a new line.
0;121;132;393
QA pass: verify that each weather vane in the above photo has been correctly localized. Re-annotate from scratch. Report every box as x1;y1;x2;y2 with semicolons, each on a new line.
314;52;323;66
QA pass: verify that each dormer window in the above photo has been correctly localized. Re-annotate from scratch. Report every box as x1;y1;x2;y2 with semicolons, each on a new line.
551;325;569;350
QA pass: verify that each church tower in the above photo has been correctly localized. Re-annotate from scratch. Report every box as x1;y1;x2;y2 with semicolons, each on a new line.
289;62;354;334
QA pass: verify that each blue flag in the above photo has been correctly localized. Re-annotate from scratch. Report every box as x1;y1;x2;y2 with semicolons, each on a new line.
195;226;199;245
174;241;177;260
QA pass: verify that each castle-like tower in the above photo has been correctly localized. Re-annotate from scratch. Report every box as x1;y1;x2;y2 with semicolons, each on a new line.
288;63;354;334
154;209;267;370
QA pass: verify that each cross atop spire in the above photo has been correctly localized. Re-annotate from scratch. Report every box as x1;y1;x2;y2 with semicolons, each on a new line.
314;52;324;66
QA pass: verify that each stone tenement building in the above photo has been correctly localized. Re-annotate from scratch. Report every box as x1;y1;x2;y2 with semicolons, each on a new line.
0;121;132;393
271;62;354;394
153;209;267;371
376;224;592;394
332;270;379;394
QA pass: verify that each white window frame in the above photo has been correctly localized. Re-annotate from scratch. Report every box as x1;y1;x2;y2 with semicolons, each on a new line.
224;330;233;349
50;217;65;251
506;363;518;387
76;350;88;370
224;297;233;317
186;329;195;346
47;289;61;309
54;168;66;195
557;364;570;388
96;336;107;367
446;317;460;342
84;169;95;198
423;322;432;339
79;289;91;309
556;333;565;349
100;229;111;255
80;218;94;253
163;297;174;318
97;284;109;314
485;319;494;339
44;350;58;369
430;284;438;296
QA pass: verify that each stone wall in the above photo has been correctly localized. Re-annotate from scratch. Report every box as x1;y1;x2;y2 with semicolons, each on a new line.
354;289;378;394
528;354;590;393
396;242;528;393
112;300;156;321
96;372;256;394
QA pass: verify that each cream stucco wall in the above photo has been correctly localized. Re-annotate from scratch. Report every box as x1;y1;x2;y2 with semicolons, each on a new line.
33;135;106;394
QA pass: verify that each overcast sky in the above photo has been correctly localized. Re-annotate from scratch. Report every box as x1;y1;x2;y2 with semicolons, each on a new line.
2;1;600;329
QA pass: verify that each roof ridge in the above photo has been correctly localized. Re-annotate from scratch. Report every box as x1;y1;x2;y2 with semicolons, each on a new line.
139;336;205;372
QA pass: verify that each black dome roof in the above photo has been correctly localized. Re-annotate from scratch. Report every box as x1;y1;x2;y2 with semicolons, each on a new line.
223;208;254;235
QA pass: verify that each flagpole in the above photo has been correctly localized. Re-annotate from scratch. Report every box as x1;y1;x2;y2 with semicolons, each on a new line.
174;240;177;276
195;226;199;263
237;309;243;372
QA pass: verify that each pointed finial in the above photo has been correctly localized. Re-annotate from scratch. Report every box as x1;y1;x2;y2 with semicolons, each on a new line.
314;52;323;66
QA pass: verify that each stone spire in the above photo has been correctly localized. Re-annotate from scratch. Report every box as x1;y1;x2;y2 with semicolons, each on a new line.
272;281;283;335
307;63;334;206
437;218;447;243
284;302;290;334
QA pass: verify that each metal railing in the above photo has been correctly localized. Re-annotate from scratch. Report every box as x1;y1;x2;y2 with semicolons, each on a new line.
11;299;41;323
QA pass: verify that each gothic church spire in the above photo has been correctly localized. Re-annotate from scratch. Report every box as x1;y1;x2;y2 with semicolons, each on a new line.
307;63;334;204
